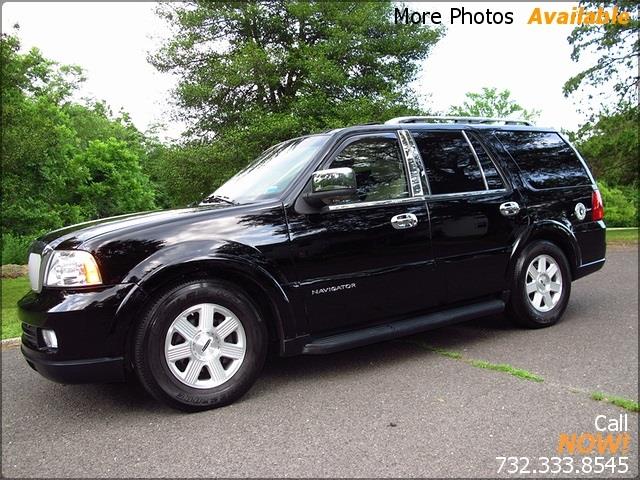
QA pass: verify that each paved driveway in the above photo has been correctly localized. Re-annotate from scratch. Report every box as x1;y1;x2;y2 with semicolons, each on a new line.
2;247;638;478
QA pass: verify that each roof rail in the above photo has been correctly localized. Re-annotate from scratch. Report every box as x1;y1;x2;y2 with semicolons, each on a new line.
384;116;532;126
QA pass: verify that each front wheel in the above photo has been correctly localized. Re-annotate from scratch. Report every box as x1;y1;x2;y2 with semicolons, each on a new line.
507;240;571;328
132;279;267;411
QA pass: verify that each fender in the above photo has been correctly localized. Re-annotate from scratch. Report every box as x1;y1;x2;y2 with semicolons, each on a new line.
507;219;581;280
111;240;295;355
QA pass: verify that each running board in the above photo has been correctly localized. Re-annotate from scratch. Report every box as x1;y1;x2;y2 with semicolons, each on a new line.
302;299;504;355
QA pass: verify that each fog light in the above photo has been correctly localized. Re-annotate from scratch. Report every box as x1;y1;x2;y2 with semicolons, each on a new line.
42;329;58;349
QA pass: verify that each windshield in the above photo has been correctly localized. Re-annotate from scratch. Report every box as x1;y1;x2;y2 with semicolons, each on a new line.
207;134;329;204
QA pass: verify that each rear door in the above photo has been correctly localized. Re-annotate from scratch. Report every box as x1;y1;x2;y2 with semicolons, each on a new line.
410;128;527;303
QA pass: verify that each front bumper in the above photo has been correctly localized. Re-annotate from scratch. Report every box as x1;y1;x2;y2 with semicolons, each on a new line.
17;283;142;384
21;344;124;383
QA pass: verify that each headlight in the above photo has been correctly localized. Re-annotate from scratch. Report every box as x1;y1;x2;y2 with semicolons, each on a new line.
45;250;102;287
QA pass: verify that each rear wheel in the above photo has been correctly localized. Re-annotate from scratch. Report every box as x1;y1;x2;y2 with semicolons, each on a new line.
507;241;571;328
133;279;267;411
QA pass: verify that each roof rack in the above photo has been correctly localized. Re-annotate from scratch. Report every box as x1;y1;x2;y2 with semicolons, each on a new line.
384;116;532;126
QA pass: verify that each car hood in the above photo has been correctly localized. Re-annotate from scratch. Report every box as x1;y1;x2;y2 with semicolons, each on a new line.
39;204;233;249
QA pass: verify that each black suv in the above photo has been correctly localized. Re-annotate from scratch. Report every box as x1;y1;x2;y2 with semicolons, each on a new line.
18;116;606;411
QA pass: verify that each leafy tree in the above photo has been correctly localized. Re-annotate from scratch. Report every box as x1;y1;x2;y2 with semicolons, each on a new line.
597;181;638;227
571;105;639;187
449;87;539;121
65;100;146;152
73;138;155;218
143;142;233;207
152;1;441;136
563;1;639;110
1;34;85;235
1;34;156;242
150;1;443;204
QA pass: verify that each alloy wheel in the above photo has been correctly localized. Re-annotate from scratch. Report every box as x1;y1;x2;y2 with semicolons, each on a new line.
164;303;246;389
525;254;563;313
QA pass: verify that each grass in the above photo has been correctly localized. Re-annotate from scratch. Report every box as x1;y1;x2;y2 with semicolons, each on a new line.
590;391;640;413
607;227;638;244
402;339;462;359
406;339;544;382
407;340;640;412
468;359;544;383
1;276;29;340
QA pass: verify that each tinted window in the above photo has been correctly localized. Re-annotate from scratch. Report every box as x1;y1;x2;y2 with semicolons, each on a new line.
494;131;591;189
329;136;409;204
412;131;485;194
468;134;504;189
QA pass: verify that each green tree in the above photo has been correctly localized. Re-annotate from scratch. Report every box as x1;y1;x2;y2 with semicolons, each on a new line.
449;87;539;121
73;138;155;218
563;1;639;109
597;181;638;227
571;105;639;187
150;1;443;204
152;1;441;135
65;100;146;152
1;34;156;241
1;34;86;235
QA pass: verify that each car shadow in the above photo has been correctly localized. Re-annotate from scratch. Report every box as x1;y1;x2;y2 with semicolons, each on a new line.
249;313;519;396
20;312;525;415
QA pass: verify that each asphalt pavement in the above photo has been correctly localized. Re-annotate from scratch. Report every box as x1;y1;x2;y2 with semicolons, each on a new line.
2;247;638;478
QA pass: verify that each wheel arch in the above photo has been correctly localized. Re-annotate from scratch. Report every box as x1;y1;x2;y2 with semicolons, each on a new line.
510;221;581;280
114;256;294;364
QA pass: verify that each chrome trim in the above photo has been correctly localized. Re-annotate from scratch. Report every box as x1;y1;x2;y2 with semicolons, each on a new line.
580;257;605;268
462;130;489;190
407;132;431;195
326;196;420;211
311;167;356;193
425;189;508;200
499;201;521;217
385;116;532;126
391;212;418;230
397;130;426;197
402;131;432;195
326;188;510;211
465;131;510;189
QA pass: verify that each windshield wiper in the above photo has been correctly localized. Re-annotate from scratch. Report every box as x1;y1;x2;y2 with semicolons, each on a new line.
200;194;238;206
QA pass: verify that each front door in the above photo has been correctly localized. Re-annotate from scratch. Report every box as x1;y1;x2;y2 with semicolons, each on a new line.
410;129;526;303
287;132;438;335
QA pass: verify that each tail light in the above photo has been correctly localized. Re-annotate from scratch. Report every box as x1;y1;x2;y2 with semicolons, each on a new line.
592;189;604;221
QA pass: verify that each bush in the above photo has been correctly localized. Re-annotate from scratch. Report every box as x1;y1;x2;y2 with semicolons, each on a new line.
1;233;36;265
598;181;638;227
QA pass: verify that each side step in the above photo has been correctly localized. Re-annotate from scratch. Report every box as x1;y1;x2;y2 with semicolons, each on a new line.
302;299;504;355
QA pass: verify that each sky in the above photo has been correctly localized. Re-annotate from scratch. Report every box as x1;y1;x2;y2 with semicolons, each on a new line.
1;2;602;139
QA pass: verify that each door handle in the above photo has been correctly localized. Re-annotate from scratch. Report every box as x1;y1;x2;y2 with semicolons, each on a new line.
499;201;520;217
391;213;418;230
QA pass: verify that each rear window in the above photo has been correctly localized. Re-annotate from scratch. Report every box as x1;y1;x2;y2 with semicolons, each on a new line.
494;131;591;189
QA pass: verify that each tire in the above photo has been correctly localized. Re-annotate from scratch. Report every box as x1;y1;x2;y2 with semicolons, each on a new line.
132;279;267;412
507;240;571;329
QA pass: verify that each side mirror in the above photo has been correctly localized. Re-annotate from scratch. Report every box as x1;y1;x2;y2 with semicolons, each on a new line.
304;167;357;207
